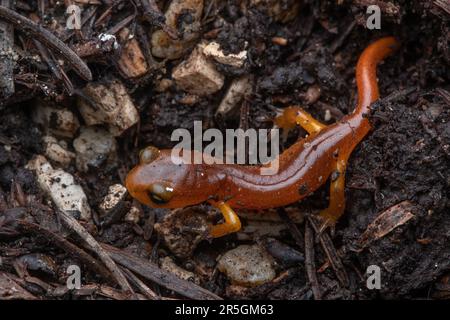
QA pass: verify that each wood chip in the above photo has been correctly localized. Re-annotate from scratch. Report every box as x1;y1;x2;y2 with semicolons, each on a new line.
0;271;37;300
357;200;415;249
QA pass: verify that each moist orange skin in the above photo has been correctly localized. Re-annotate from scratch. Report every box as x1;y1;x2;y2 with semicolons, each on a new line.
126;37;398;220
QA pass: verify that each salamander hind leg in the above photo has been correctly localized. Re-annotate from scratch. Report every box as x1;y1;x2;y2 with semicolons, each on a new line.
208;201;242;238
318;153;349;232
275;106;327;136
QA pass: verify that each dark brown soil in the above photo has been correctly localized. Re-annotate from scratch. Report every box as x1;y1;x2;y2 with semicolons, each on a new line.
0;0;449;300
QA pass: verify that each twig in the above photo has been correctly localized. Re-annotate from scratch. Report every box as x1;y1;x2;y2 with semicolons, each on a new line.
434;0;450;15
383;87;417;103
95;5;114;28
330;20;356;53
33;39;74;95
278;209;322;298
277;208;305;251
140;0;179;39
435;88;450;105
121;267;159;300
103;243;222;300
106;13;135;35
56;210;134;295
308;216;350;288
239;100;250;163
305;220;322;300
17;219;114;284
29;13;74;94
135;22;159;70
0;5;92;81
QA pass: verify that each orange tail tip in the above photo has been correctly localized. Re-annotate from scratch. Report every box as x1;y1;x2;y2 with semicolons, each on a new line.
355;37;399;115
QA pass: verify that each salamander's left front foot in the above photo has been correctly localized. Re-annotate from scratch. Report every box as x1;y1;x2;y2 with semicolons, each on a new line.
208;201;242;238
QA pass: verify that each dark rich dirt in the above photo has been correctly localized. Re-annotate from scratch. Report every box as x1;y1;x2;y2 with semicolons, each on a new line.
0;0;449;300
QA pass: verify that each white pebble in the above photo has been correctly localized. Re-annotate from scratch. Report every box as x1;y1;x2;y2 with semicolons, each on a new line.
43;136;75;168
172;46;224;96
202;41;247;68
99;184;127;215
26;156;91;221
32;103;80;138
217;245;276;287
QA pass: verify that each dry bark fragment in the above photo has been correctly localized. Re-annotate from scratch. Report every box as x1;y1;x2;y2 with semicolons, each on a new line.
117;28;149;79
0;272;37;300
356;201;415;249
104;244;222;300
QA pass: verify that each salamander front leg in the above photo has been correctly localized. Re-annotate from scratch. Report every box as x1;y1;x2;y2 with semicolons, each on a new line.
318;155;348;233
208;201;242;238
275;106;327;136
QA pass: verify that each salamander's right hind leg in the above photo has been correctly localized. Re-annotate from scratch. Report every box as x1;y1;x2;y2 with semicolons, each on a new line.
275;106;327;136
318;151;350;233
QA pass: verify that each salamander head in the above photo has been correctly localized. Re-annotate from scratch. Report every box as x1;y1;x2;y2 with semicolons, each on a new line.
125;146;212;208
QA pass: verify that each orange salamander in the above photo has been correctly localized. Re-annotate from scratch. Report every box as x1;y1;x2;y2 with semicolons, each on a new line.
126;37;399;238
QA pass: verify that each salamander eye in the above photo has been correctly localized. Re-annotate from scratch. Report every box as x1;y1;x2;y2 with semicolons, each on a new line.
147;183;174;205
140;146;160;164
